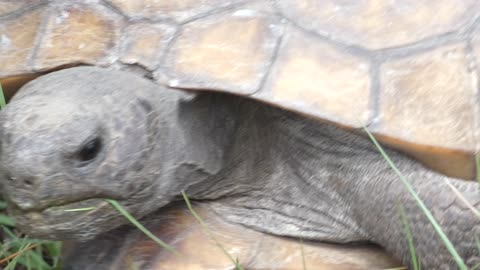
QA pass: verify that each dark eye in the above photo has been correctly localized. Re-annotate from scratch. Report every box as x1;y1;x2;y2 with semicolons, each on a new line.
77;137;102;163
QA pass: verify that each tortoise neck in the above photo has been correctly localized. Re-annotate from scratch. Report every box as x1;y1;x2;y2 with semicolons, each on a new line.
168;93;241;199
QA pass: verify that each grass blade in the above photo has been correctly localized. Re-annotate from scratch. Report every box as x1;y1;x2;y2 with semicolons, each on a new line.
106;199;179;255
397;204;419;270
444;179;480;219
362;127;466;269
300;238;307;270
476;153;480;187
0;82;5;109
0;214;15;226
181;191;244;270
475;235;480;255
0;201;7;209
63;207;96;212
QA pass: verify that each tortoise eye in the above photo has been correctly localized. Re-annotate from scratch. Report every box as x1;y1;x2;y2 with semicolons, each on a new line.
77;137;102;163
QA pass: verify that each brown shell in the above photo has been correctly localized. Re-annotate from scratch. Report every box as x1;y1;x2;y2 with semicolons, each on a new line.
2;1;480;179
62;202;400;270
2;1;480;180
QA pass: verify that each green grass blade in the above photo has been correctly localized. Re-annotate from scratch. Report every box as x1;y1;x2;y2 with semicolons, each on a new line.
1;225;17;239
63;207;96;212
444;180;480;219
363;127;466;269
181;191;244;270
25;252;33;270
300;238;307;270
475;235;480;254
397;204;419;270
106;199;179;255
0;214;15;226
19;250;49;269
44;241;62;268
473;236;480;270
0;82;5;109
476;154;480;187
0;201;7;209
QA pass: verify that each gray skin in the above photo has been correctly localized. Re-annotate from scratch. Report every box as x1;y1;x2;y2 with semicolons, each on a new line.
0;66;479;269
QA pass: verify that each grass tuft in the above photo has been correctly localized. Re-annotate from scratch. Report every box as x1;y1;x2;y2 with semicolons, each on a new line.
0;222;62;270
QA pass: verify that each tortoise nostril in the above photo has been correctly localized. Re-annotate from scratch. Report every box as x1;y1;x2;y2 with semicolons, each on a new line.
6;175;16;182
24;178;34;187
5;174;35;187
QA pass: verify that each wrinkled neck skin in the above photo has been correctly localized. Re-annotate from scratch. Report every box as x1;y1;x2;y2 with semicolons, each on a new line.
168;93;480;268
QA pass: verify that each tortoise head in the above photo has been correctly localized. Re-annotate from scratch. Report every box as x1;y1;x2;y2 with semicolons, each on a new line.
0;67;181;240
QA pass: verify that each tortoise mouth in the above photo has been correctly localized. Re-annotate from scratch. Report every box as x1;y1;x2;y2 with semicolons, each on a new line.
9;197;107;222
42;198;107;214
8;197;109;215
8;198;121;240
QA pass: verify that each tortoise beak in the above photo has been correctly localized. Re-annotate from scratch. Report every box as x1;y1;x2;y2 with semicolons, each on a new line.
7;198;116;240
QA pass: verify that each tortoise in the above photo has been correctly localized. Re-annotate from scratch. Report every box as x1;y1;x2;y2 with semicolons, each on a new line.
1;0;480;269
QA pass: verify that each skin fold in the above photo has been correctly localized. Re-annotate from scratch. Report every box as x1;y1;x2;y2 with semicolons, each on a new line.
0;67;478;269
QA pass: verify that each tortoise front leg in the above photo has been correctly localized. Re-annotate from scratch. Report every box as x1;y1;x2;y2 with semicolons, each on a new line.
350;150;480;269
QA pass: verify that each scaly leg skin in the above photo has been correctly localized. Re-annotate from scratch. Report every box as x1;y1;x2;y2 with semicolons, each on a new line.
353;151;480;269
192;98;480;269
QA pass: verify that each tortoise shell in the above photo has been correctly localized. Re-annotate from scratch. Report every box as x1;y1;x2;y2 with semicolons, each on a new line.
1;0;480;180
1;0;479;180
